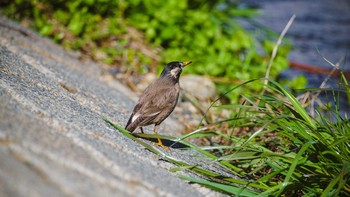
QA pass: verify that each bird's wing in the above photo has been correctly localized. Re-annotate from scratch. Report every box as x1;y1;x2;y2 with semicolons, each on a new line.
125;102;143;131
126;81;179;131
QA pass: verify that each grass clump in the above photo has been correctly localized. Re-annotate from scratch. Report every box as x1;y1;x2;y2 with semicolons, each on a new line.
201;78;350;196
106;76;350;196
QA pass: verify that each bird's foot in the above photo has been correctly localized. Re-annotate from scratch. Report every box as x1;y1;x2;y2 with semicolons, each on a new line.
153;138;169;150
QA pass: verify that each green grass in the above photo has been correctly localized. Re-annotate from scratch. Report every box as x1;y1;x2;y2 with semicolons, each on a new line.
105;77;350;196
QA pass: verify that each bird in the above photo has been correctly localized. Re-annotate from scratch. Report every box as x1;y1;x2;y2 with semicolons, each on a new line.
125;61;192;148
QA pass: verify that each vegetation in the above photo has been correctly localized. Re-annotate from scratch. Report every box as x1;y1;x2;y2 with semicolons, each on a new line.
106;76;350;196
3;1;349;196
0;0;291;102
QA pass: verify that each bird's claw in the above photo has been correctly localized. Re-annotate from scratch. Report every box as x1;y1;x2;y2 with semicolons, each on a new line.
153;138;169;150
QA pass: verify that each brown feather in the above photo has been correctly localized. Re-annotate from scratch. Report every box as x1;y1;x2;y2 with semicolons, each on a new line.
125;61;190;133
125;78;180;132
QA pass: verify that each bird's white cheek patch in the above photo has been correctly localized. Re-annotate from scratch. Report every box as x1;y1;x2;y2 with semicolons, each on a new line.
170;68;180;78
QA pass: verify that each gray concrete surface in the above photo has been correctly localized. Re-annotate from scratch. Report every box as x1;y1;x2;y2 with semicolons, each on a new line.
0;16;220;197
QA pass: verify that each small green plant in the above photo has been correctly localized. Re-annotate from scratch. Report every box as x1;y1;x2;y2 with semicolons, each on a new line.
280;75;308;91
1;0;155;71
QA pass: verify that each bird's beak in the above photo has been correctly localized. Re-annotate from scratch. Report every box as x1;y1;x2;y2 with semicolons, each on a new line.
182;61;192;67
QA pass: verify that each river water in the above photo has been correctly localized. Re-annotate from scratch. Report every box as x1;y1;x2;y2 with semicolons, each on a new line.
239;0;350;116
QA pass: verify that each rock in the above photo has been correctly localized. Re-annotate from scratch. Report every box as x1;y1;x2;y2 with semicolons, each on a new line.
0;16;224;197
180;75;216;101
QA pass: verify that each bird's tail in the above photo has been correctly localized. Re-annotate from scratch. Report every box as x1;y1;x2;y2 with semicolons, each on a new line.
125;124;137;133
125;118;137;132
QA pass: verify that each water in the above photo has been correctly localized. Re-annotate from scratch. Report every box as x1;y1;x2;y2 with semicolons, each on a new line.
238;0;350;117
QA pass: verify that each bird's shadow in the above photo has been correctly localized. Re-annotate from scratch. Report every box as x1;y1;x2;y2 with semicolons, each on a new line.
133;133;189;149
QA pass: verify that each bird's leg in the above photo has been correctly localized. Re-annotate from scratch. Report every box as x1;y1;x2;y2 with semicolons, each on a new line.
153;125;168;150
140;127;144;134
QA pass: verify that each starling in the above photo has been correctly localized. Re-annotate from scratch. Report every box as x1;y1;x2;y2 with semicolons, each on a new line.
125;61;192;148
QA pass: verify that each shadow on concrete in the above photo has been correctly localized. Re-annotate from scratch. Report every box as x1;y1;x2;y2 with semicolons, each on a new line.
133;134;190;149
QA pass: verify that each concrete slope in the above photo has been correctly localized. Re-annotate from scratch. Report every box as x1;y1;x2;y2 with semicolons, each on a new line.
0;16;218;197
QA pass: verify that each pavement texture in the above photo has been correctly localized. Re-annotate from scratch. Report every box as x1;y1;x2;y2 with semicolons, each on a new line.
0;16;220;197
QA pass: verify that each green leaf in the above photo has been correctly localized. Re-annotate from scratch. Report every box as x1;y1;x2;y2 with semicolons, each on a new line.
268;79;317;129
179;175;259;196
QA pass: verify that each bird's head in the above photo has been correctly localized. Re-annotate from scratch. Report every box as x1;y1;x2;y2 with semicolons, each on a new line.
160;61;192;81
